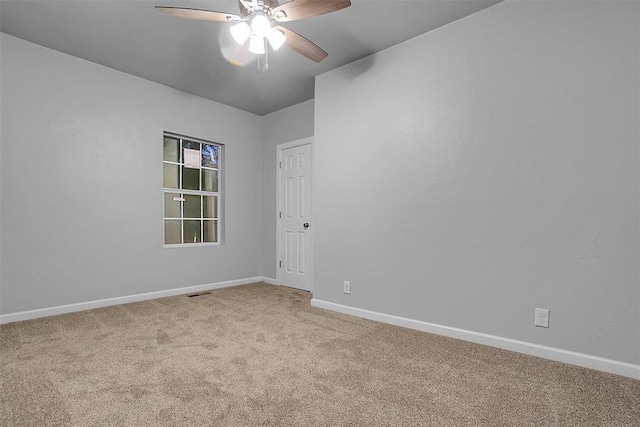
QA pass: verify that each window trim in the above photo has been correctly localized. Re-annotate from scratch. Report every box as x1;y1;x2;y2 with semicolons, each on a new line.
162;131;223;247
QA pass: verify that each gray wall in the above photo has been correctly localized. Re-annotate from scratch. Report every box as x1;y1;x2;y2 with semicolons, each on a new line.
1;34;263;314
260;100;314;279
314;1;639;364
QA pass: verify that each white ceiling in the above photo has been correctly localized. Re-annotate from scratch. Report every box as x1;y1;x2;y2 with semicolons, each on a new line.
1;0;501;115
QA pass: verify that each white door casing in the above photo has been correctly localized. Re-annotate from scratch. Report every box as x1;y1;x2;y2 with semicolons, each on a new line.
277;139;312;291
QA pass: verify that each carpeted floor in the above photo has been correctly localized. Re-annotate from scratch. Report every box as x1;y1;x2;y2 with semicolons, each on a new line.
1;283;638;426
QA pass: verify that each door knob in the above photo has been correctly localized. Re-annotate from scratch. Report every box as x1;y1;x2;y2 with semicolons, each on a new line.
303;223;310;229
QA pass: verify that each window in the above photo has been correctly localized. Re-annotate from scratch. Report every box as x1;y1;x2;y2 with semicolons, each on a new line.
163;133;222;246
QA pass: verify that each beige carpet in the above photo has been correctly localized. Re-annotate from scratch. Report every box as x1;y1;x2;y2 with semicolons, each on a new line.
1;283;638;426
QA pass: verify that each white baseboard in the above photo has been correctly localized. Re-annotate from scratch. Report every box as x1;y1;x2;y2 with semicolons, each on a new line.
0;277;274;324
261;277;279;286
310;298;640;380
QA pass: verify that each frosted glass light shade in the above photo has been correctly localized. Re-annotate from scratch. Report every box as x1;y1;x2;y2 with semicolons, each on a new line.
230;22;251;45
250;14;270;38
248;35;265;54
267;27;286;51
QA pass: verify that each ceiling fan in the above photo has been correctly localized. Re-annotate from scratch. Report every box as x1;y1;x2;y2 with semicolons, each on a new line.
155;0;351;63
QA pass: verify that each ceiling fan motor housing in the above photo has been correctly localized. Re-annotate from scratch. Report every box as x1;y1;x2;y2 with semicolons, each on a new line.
242;0;279;18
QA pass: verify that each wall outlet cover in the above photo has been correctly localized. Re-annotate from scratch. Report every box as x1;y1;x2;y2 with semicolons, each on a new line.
343;281;351;294
535;308;549;328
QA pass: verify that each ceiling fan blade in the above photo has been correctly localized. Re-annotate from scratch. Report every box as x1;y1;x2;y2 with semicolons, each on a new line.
275;26;327;63
272;0;350;23
155;7;240;22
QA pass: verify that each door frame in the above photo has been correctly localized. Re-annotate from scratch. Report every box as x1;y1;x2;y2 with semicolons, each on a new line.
276;137;314;292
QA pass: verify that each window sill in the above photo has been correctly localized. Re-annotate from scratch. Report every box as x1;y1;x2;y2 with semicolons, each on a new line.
163;242;221;248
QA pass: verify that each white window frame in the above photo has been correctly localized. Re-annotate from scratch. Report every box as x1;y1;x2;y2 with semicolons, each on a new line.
162;132;223;247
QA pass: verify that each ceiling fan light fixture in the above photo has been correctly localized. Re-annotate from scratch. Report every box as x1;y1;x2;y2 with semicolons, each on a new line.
267;27;286;51
250;14;271;38
248;35;266;54
230;22;251;45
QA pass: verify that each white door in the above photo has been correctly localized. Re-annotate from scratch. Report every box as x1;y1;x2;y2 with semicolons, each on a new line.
278;142;312;291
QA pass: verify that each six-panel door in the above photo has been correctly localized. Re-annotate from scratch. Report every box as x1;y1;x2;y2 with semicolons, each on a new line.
279;143;311;291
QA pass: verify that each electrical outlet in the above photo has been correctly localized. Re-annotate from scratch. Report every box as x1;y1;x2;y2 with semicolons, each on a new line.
535;308;549;328
343;281;351;294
